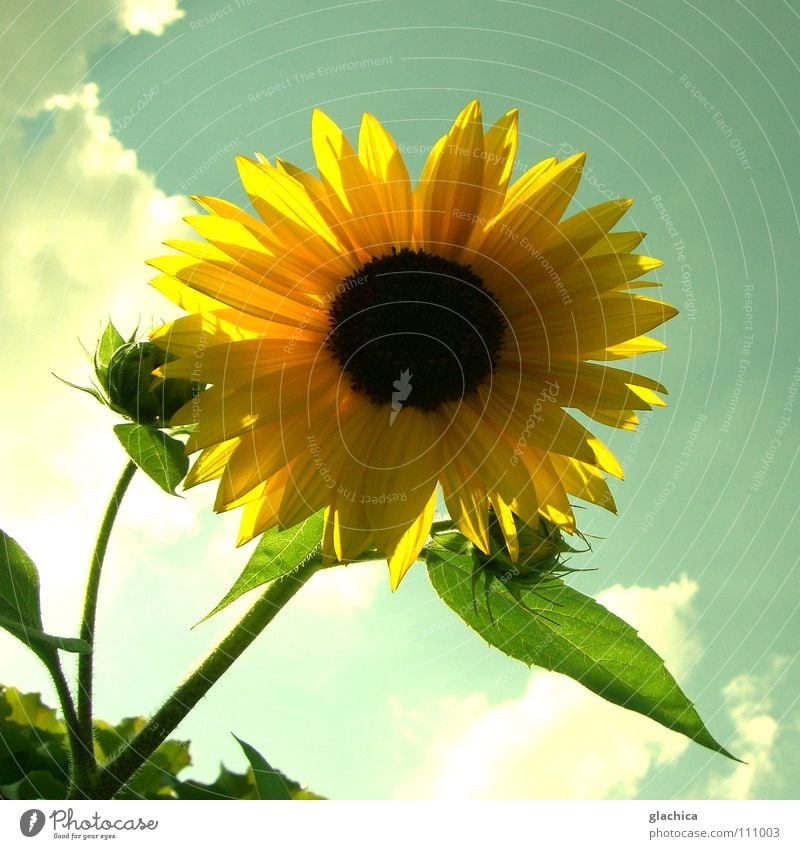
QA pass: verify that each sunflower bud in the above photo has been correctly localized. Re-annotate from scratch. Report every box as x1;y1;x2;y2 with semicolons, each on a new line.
515;518;566;575
105;341;195;426
484;513;576;581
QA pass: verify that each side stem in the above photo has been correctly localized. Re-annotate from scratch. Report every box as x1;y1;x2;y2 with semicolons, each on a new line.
95;556;322;798
76;460;137;784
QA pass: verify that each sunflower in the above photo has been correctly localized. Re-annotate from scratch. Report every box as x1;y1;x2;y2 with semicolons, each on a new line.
148;101;677;589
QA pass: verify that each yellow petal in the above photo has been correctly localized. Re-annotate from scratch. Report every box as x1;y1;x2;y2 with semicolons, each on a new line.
584;334;668;361
478;108;518;221
514;293;678;355
359;408;442;585
627;384;667;407
440;458;490;553
236;154;342;252
478;153;584;267
515;362;657;414
443;399;539;526
278;396;378;528
549;454;616;513
236;466;294;544
311;109;395;253
217;417;312;509
489;492;519;562
358;112;414;245
147;255;320;325
386;487;438;590
548;253;664;303
481;378;621;475
586;409;641;431
185;439;240;488
414;100;486;259
150;274;227;313
584;230;646;257
150;308;268;358
182;366;337;450
536;199;633;271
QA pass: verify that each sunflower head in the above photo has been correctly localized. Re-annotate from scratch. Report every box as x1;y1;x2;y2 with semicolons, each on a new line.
148;100;677;589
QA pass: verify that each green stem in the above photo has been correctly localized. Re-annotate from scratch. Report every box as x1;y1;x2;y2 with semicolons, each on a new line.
39;652;93;799
76;460;137;786
95;556;322;799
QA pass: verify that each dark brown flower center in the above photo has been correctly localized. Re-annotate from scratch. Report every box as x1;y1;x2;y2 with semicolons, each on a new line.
326;248;506;410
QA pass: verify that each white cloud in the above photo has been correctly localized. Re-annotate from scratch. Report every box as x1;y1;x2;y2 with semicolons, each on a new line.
701;659;786;800
0;1;117;123
0;6;213;712
393;577;700;799
6;84;188;319
0;80;192;526
121;0;184;36
0;1;183;130
0;8;193;681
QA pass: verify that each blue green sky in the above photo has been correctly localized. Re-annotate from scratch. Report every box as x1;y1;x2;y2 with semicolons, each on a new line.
1;0;798;799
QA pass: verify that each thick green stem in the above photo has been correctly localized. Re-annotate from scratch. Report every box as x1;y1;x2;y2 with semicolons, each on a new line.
39;652;93;799
95;556;322;799
76;460;137;784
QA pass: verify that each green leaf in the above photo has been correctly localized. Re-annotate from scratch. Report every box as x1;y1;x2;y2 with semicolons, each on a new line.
2;769;68;800
94;319;125;386
92;716;146;764
0;616;90;654
114;423;188;495
427;530;473;556
174;761;325;800
0;686;325;800
1;686;64;735
200;511;324;622
121;742;193;799
427;548;738;761
233;735;292;800
0;686;69;796
173;763;259;800
0;531;43;651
